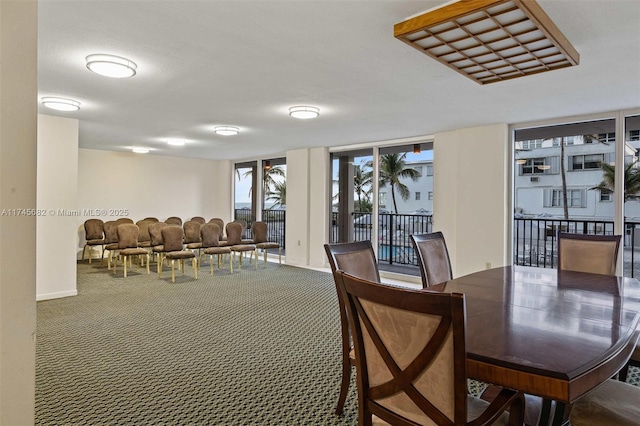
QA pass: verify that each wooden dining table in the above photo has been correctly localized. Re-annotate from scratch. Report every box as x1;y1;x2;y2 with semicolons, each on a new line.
429;265;640;426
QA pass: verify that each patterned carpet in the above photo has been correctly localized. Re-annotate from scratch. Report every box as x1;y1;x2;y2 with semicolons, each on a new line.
37;260;359;425
36;260;640;425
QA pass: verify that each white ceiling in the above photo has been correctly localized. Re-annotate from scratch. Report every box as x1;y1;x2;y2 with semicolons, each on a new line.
38;0;640;161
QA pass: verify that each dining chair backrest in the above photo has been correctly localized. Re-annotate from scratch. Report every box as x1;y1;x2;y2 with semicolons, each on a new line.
410;232;453;288
209;218;225;240
183;220;201;244
117;224;140;249
334;270;524;425
84;218;104;241
251;221;269;244
161;226;185;252
557;232;621;276
225;222;243;245
324;240;380;283
165;216;182;226
200;223;221;248
233;219;248;238
136;219;153;244
191;216;206;225
148;222;169;246
103;220;119;244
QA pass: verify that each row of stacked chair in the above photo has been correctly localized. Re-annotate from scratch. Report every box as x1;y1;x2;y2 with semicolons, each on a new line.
82;217;281;282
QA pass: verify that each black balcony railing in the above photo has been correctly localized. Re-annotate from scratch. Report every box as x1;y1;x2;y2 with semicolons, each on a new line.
234;209;286;249
514;217;640;277
332;211;433;267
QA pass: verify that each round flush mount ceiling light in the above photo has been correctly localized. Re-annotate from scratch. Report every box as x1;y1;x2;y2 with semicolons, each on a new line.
214;126;239;136
86;54;137;78
41;97;81;112
289;106;320;119
132;147;150;154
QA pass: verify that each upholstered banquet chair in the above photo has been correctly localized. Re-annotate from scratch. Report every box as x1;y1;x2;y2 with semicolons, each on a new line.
113;223;150;277
410;231;453;288
135;219;153;249
557;232;621;276
225;222;257;270
148;222;169;275
82;218;104;264
324;240;380;415
183;220;203;255
200;223;232;274
102;220;119;269
160;226;197;283
190;216;205;225
335;270;525;426
251;221;281;267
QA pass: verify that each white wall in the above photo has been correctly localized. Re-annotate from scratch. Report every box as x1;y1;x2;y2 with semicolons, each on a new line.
434;124;509;278
0;1;37;423
37;114;79;300
77;149;231;257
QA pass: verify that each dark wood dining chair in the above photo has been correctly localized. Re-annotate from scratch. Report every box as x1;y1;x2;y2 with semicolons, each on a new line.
557;232;621;276
324;240;380;416
554;231;640;425
410;231;453;288
335;270;525;426
569;332;640;426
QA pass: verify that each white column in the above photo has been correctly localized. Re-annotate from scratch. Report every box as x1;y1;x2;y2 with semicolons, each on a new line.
0;0;37;423
37;114;79;300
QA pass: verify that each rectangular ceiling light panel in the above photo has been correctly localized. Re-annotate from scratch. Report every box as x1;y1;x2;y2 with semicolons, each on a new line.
394;0;579;84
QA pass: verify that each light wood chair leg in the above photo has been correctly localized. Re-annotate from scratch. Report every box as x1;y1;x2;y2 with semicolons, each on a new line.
278;248;281;265
145;253;150;274
254;249;258;270
192;258;197;280
124;255;128;277
171;259;176;283
209;255;214;275
263;249;267;268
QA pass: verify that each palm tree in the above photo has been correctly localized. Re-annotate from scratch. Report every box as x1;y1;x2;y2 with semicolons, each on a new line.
590;161;640;201
370;153;419;214
265;180;286;207
237;165;285;198
353;164;372;212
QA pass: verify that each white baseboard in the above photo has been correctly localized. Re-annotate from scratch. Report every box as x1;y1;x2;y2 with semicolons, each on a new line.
37;290;78;301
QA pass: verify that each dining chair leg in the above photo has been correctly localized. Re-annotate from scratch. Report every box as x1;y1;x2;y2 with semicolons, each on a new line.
254;249;258;270
335;359;351;415
192;258;197;279
123;255;128;277
209;255;214;275
278;248;281;265
145;253;150;274
170;259;176;283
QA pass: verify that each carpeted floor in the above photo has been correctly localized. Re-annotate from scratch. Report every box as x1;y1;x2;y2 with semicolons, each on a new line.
37;260;359;425
36;259;640;425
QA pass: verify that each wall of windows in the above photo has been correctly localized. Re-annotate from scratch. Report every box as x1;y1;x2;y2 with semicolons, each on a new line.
512;110;640;277
329;142;433;275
